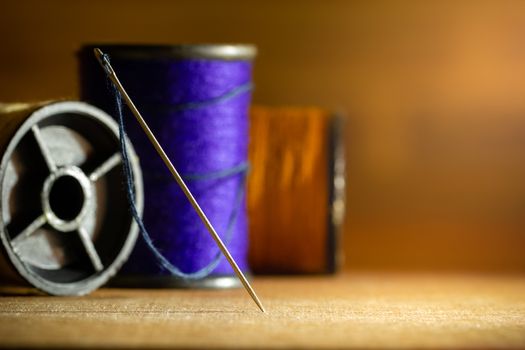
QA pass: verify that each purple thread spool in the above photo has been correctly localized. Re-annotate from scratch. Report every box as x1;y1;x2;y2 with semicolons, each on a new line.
78;44;256;288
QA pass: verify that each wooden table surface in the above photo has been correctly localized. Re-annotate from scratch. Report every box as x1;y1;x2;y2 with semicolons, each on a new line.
0;273;524;349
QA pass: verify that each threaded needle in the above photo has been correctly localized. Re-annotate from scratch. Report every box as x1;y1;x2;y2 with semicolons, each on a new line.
94;48;266;313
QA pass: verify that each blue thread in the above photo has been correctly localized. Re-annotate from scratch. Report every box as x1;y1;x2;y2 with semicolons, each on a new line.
158;83;254;112
145;162;250;183
108;59;251;279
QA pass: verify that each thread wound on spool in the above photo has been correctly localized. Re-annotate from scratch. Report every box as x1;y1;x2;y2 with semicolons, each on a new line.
79;45;254;284
112;83;249;279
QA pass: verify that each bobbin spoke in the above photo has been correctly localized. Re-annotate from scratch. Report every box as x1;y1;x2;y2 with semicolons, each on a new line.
10;214;47;251
77;227;103;272
31;125;57;172
89;153;121;182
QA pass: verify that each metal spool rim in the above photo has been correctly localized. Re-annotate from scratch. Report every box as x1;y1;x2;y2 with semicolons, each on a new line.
0;101;143;295
79;44;257;61
111;275;243;289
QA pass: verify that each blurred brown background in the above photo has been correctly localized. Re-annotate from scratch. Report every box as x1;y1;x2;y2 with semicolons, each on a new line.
2;0;525;272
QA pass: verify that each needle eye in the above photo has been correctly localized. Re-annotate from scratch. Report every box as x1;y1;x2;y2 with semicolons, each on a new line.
93;48;114;76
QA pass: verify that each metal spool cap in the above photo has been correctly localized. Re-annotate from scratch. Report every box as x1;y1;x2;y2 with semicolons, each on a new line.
80;44;257;61
0;101;143;295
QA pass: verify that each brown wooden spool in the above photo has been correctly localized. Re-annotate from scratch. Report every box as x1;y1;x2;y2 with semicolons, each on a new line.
248;106;346;274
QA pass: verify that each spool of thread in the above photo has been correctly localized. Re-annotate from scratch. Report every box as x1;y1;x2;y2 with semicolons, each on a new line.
0;101;143;295
78;44;256;288
247;106;346;274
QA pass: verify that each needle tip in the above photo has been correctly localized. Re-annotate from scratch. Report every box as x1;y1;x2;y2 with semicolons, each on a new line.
254;296;266;313
259;304;267;313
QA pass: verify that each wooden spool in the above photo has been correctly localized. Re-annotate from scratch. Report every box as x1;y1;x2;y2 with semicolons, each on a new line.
248;106;346;274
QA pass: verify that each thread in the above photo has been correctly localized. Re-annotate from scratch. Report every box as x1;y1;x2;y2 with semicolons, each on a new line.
113;81;248;279
79;45;254;282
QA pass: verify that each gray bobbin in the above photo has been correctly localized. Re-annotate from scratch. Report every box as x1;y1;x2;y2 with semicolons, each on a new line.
0;101;143;295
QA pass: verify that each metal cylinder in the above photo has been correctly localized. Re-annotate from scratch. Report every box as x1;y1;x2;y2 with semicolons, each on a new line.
0;101;143;295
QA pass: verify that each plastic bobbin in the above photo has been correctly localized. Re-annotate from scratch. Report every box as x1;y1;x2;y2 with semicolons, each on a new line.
0;101;143;295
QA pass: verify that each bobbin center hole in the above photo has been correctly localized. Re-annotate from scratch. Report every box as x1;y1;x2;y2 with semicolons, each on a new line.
49;175;85;221
42;166;92;232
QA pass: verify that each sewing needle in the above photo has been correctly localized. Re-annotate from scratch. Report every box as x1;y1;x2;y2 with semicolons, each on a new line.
94;48;266;313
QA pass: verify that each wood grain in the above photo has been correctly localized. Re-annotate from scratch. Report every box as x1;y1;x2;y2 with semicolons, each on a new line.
0;274;524;349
